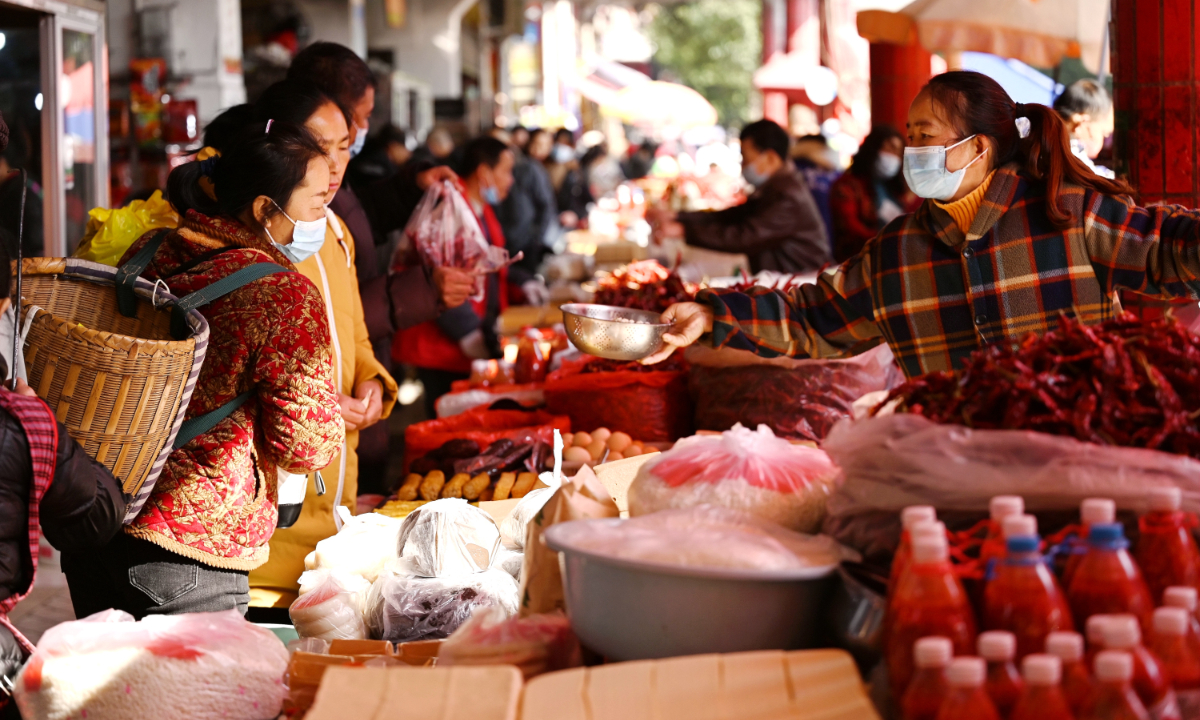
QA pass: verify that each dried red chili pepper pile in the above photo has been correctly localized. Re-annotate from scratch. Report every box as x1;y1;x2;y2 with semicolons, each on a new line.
593;260;695;313
883;313;1200;457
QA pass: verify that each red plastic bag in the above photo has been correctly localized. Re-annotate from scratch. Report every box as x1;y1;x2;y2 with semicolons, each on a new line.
396;180;514;299
404;407;570;473
544;357;693;442
686;342;903;442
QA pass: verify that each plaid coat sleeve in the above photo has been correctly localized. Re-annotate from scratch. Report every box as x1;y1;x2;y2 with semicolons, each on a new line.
1084;191;1200;300
699;249;883;359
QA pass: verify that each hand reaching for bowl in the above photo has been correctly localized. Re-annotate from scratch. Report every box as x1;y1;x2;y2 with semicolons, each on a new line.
640;302;713;365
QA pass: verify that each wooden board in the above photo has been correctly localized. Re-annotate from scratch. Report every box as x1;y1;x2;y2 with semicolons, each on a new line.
306;666;523;720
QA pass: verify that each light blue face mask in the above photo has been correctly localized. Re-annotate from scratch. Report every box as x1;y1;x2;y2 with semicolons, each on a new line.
265;200;327;263
903;135;988;201
742;161;769;189
482;184;501;205
349;122;368;158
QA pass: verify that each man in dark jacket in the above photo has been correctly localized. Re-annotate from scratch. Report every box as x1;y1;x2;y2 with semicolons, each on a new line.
651;119;830;275
497;128;555;298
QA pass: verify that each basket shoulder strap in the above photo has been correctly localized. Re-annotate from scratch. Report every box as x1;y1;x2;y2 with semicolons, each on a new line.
169;262;291;339
173;391;254;450
114;228;172;318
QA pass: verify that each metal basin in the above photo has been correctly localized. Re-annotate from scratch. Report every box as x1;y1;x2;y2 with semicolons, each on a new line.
559;303;671;361
545;520;838;661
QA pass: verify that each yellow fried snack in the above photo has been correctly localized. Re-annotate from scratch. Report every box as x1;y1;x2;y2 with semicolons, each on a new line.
441;473;471;499
419;470;446;501
462;474;491;501
374;500;426;519
511;472;537;499
477;486;494;502
397;473;423;502
493;472;517;501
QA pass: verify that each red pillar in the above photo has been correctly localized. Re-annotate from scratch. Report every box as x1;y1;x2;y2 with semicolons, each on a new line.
1112;0;1200;319
869;41;932;131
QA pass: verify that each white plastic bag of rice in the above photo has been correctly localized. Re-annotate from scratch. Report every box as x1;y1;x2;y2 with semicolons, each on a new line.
627;423;839;532
14;609;288;720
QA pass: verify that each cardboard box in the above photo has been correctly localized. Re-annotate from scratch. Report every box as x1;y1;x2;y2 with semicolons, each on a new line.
305;665;523;720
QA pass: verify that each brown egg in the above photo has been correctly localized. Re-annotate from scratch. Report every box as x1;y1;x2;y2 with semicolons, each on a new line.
591;427;612;443
606;452;624;462
562;433;574;448
607;431;633;453
564;446;592;463
573;432;592;448
586;439;608;460
624;444;643;457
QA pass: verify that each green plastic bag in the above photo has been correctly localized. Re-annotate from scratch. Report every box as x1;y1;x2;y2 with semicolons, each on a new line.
75;190;179;266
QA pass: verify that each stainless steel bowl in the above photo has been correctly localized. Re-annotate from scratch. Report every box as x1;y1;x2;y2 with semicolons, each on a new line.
559;303;671;361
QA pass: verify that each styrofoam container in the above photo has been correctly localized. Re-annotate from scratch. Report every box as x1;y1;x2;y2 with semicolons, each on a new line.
544;521;838;661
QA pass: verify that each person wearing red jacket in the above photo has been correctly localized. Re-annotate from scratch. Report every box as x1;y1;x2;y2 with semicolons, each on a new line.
394;136;516;416
829;125;921;262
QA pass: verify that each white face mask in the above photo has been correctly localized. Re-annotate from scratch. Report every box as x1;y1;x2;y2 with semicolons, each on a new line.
903;135;988;201
349;122;368;158
875;152;901;179
265;200;327;263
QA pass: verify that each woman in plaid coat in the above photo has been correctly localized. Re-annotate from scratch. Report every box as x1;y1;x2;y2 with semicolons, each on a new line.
646;71;1200;379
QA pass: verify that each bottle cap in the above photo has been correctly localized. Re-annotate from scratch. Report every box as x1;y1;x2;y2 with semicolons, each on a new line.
902;505;937;530
1006;535;1040;554
1086;615;1117;645
1045;632;1084;662
946;657;987;687
911;520;947;541
978;631;1017;661
1002;514;1038;538
1102;615;1141;650
911;534;949;564
1081;498;1116;526
1154;607;1190;637
1088;523;1127;547
914;636;954;668
1164;586;1198;612
1148;486;1182;512
1022;654;1062;685
990;496;1025;521
1094;650;1134;682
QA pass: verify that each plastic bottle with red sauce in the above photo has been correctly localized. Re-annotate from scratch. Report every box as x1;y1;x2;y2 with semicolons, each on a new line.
1101;615;1180;720
1146;607;1200;719
936;657;1001;720
1064;498;1117;590
887;519;948;644
888;534;978;701
1087;615;1119;676
1010;654;1074;720
981;496;1026;571
1067;523;1154;630
902;636;954;720
980;631;1026;718
1162;586;1200;657
1082;651;1151;720
1136;487;1200;607
983;514;1074;659
891;506;940;591
1046;631;1093;716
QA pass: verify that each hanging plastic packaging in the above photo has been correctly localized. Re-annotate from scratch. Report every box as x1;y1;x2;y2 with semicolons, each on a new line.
75;191;179;267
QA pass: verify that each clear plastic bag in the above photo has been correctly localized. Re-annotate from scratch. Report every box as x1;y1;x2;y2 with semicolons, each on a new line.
500;487;555;550
628;424;839;532
550;505;858;573
14;609;288;720
397;498;503;578
290;570;370;642
304;507;403;584
437;606;581;679
398;180;514;299
364;560;520;643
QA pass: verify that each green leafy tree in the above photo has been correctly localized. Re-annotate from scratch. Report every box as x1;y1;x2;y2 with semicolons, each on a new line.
646;0;762;127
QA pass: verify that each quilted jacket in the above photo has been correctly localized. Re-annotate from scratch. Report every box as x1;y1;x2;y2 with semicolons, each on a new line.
120;211;344;571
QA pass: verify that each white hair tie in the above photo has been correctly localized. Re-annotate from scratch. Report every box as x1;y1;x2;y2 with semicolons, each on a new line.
1015;117;1031;139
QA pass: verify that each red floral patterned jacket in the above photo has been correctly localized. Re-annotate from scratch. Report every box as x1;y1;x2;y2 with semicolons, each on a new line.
120;211;343;571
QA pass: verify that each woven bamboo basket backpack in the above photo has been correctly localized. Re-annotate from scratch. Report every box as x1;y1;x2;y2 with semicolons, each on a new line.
18;255;209;522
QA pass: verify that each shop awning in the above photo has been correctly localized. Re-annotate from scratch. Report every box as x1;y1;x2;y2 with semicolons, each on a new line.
752;51;818;92
570;60;651;109
857;0;1108;73
601;81;718;129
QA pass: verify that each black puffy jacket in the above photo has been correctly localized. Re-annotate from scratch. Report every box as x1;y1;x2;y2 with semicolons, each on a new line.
0;359;127;686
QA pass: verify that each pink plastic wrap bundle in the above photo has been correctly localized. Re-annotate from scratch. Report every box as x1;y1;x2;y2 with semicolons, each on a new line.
397;180;515;298
14;610;289;720
628;424;840;532
437;607;581;678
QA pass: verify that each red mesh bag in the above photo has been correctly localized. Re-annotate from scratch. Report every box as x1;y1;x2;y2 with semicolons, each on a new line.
544;357;693;442
404;407;570;473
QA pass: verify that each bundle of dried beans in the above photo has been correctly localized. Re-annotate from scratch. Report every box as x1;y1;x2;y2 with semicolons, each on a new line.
883;313;1200;457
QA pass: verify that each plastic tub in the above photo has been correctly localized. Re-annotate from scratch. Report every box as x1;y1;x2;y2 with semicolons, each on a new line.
544;520;838;661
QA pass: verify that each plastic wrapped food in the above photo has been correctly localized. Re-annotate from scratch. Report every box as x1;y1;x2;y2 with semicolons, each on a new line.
438;606;581;679
289;570;370;642
550;505;857;572
545;357;692;442
397;499;502;578
628;424;839;532
500;487;556;550
435;383;546;418
404;407;570;474
687;343;903;442
365;561;520;643
14;610;288;720
492;546;525;581
304;507;403;584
